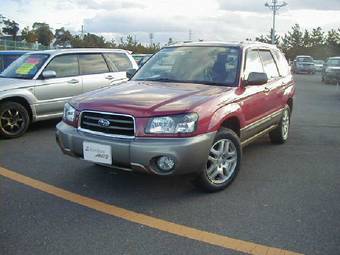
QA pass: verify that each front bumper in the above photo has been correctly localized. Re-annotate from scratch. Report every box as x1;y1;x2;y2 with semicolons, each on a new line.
325;72;340;81
56;122;216;175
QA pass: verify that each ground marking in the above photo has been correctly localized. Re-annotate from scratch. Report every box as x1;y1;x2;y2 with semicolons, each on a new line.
0;166;303;255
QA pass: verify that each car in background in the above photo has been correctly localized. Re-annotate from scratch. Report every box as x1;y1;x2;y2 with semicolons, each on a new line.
292;55;315;74
132;54;152;67
314;59;325;72
322;56;340;84
0;50;29;72
56;41;295;192
0;48;138;138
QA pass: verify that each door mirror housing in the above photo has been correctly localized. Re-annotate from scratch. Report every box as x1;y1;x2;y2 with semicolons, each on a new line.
42;70;57;79
245;72;268;86
126;68;137;79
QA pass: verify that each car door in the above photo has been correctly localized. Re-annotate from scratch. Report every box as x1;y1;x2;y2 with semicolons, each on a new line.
34;54;82;117
258;49;283;115
104;52;133;84
240;48;269;130
79;53;114;93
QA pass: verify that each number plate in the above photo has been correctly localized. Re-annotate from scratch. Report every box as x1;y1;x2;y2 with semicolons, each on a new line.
83;141;112;165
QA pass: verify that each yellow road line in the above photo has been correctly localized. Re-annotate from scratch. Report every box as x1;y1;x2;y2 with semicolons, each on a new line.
0;166;302;255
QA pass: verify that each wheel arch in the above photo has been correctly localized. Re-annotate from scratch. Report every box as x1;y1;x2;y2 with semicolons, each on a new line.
0;96;33;121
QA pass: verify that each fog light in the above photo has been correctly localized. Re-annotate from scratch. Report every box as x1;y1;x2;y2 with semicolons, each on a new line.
157;156;175;172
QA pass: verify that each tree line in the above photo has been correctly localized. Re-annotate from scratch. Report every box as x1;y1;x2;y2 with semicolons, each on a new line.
0;15;160;53
255;24;340;60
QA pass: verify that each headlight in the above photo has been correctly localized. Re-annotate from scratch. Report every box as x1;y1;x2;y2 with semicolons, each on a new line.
63;103;76;122
146;113;198;134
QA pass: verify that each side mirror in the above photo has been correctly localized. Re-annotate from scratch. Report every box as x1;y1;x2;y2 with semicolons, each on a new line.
42;70;56;79
126;68;137;79
245;72;268;86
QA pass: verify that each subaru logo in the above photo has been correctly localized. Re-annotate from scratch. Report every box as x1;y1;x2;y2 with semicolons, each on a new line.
98;118;110;127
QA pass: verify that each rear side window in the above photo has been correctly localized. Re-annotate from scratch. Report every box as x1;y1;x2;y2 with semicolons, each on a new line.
105;53;132;72
79;54;109;75
244;50;264;78
258;50;279;79
45;54;79;78
272;50;290;76
0;56;4;71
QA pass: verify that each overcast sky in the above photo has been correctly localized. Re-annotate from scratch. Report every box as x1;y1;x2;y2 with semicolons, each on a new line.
2;0;340;44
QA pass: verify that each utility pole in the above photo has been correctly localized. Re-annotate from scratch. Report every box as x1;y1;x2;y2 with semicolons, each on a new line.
149;33;154;46
189;29;192;41
265;0;288;44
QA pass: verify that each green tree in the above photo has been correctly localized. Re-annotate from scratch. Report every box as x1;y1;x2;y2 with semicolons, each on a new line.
255;29;280;45
70;33;109;48
302;29;311;48
21;26;38;43
54;27;73;47
32;22;54;46
310;27;324;47
2;19;19;40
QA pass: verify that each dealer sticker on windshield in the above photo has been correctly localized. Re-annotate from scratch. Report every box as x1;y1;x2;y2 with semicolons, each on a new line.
83;141;112;165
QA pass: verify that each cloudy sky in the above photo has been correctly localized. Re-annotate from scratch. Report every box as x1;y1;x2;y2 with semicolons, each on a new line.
2;0;340;44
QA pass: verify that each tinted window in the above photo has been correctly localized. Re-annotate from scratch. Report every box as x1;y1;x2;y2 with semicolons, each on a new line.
0;56;3;71
79;54;109;75
259;50;279;79
133;46;240;86
105;53;132;72
4;55;22;70
296;57;313;62
244;50;264;78
272;50;290;76
45;54;79;78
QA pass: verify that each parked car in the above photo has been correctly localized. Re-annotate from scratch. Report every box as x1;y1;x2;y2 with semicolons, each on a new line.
314;59;325;72
56;41;295;192
132;54;152;67
292;55;315;74
321;57;340;84
0;48;138;138
0;50;29;72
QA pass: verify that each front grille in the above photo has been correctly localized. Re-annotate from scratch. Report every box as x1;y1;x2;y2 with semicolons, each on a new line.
80;111;135;137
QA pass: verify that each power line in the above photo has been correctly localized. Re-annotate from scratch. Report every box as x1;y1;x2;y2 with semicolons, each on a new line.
265;0;288;44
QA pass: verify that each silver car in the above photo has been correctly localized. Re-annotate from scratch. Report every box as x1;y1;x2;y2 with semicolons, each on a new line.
0;48;138;138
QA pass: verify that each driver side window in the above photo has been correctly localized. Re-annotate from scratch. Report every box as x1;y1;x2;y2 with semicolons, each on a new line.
244;49;264;79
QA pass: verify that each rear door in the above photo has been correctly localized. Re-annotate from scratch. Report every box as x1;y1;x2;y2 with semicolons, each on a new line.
79;53;113;93
34;54;81;116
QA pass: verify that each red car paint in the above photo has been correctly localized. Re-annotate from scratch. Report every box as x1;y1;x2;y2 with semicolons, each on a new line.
69;74;295;137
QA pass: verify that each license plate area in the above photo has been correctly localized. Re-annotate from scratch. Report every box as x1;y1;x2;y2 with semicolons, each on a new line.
83;141;112;164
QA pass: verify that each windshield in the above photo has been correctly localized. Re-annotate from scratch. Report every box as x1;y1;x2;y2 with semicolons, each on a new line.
314;60;324;65
132;46;241;86
1;53;49;79
327;59;340;66
296;57;313;62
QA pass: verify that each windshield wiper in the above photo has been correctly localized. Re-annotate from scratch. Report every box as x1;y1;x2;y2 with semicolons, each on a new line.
136;78;182;83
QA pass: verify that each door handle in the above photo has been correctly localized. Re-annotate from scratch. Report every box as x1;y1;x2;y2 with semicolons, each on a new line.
264;87;270;93
67;79;79;84
105;75;114;80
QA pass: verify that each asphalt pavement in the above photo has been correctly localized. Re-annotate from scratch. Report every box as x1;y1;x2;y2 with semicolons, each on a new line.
0;74;339;255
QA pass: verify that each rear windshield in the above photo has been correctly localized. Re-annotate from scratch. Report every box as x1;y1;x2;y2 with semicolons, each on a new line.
327;59;340;66
1;54;49;79
296;57;313;62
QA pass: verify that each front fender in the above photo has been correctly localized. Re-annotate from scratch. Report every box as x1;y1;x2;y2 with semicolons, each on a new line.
207;103;245;132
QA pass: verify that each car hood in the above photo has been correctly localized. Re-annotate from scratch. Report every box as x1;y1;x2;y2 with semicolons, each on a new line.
327;66;340;70
0;77;34;92
72;81;233;117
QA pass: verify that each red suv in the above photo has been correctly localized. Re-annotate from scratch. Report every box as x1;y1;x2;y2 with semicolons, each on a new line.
56;42;295;192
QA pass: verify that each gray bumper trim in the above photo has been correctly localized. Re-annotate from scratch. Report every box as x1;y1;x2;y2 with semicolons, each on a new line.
56;122;216;175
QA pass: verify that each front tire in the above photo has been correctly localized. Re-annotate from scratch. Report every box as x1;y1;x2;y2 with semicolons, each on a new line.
195;128;241;192
0;102;30;139
269;107;290;144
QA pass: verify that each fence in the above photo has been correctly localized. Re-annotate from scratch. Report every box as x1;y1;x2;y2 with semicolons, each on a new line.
0;39;50;51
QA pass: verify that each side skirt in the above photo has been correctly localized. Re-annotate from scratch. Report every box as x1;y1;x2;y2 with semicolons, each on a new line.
241;124;278;147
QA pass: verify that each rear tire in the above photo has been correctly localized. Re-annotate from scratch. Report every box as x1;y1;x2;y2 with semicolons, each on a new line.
0;102;30;139
194;128;241;192
269;107;290;144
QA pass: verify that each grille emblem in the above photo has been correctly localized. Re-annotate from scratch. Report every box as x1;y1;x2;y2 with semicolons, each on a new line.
98;118;110;127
